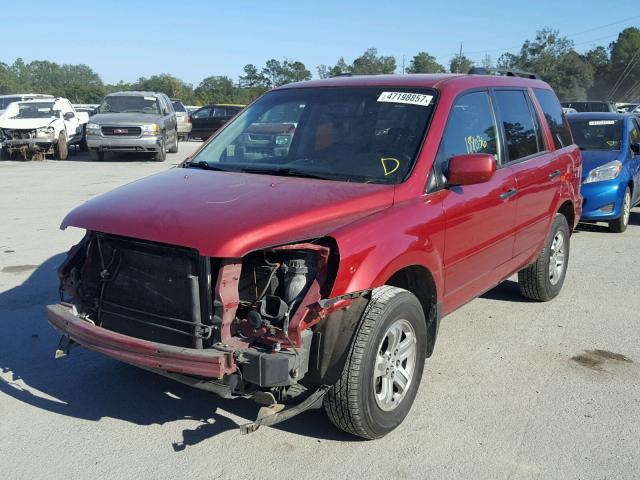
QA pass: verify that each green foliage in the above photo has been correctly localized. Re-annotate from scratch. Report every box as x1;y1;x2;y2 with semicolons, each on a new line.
351;48;396;74
405;52;445;74
449;54;474;74
2;27;640;105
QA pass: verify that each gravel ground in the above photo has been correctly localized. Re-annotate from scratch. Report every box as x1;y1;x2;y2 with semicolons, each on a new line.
1;142;639;480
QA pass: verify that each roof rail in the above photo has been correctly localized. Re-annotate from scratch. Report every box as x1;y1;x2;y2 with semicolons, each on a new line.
468;67;541;80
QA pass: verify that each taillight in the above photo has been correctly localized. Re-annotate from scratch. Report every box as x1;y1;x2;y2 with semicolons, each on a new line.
188;115;192;124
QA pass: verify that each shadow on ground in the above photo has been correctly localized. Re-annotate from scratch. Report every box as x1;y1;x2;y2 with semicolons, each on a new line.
0;254;351;449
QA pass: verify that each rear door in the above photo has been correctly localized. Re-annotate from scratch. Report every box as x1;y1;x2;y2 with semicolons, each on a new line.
493;89;563;260
210;106;230;132
190;107;211;137
440;90;518;312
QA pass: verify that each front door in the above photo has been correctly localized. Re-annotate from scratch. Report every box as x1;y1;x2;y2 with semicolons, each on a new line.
438;90;518;313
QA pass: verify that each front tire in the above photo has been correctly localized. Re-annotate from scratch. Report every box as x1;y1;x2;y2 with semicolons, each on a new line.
153;137;166;162
56;133;68;160
518;213;570;301
324;286;427;439
168;130;178;153
609;187;631;233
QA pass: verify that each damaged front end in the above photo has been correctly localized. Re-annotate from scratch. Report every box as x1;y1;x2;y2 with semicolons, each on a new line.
1;128;56;160
49;232;364;432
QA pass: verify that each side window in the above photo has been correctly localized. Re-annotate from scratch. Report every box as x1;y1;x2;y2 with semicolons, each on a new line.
628;118;640;145
533;88;573;149
192;108;211;119
212;107;227;118
494;90;542;162
436;91;501;169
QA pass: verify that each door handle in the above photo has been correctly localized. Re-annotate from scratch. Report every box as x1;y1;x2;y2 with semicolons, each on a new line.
549;170;562;179
500;187;517;200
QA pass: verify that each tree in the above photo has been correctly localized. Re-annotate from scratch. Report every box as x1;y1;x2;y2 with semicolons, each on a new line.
239;64;269;89
500;28;594;100
351;48;396;74
449;54;474;73
405;52;445;74
260;59;312;87
194;76;237;104
607;27;640;101
317;57;350;78
584;46;611;99
132;74;195;103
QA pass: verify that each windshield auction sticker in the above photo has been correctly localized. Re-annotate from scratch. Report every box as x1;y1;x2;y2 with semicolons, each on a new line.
377;92;433;106
588;120;616;126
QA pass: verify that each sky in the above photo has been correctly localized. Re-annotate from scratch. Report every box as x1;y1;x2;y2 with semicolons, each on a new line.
2;0;639;86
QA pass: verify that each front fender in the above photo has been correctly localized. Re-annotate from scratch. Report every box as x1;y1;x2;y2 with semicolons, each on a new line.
328;195;445;302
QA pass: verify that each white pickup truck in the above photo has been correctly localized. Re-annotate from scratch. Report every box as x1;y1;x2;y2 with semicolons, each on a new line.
0;97;89;160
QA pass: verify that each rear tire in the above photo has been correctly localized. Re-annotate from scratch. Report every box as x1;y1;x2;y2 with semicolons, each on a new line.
518;213;570;301
91;151;105;162
0;147;8;160
609;187;631;233
56;133;68;160
324;286;427;439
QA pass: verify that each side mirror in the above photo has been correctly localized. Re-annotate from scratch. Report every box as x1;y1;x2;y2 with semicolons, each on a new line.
64;112;75;120
447;153;496;186
631;142;640;155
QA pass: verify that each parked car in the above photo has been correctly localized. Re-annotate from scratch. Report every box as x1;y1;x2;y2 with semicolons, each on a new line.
86;91;178;161
567;112;640;232
0;97;89;160
561;101;617;113
49;72;581;439
190;104;244;140
616;103;639;113
72;104;99;117
171;99;192;141
0;93;53;116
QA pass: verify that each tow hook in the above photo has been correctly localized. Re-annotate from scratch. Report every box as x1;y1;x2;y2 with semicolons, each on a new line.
54;334;77;359
239;385;330;434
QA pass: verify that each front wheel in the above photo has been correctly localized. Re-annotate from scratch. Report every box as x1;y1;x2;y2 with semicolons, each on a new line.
153;137;166;162
324;286;427;439
56;133;68;160
168;130;178;153
609;187;631;233
518;213;570;301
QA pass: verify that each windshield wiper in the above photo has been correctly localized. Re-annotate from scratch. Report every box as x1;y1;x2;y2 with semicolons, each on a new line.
183;160;232;172
238;167;337;181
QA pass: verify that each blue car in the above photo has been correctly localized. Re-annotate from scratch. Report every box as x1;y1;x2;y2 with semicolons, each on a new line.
567;112;640;232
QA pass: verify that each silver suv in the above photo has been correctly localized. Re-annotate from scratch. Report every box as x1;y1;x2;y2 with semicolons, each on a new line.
86;91;178;161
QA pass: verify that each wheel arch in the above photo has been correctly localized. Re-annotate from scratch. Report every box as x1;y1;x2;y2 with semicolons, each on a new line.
557;200;576;233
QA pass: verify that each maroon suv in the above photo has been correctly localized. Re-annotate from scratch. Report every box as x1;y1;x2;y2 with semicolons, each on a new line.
49;71;581;439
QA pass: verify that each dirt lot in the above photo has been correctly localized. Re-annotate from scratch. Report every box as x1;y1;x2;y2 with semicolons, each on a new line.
1;142;639;480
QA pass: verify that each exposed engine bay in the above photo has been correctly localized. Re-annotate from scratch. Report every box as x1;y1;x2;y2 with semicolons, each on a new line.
51;231;363;430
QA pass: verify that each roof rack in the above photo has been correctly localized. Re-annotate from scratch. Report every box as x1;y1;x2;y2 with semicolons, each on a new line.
468;67;540;80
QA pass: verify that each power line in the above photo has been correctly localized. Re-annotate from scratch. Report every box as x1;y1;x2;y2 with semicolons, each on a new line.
607;51;640;100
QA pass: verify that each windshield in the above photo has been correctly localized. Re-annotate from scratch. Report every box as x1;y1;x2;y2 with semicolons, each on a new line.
11;102;57;119
172;101;186;112
568;119;623;151
0;96;21;110
187;87;436;183
99;95;160;114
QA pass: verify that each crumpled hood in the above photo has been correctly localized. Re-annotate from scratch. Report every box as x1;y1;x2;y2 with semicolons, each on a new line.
0;116;58;130
90;112;163;125
580;150;622;179
61;168;395;257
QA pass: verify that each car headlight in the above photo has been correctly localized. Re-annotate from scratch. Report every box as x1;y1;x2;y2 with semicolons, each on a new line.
87;123;101;135
274;135;290;146
584;160;622;184
141;124;161;136
36;127;55;139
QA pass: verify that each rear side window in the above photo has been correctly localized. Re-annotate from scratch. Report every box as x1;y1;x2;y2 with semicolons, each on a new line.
172;101;187;112
494;90;542;162
437;91;501;166
534;89;573;149
212;107;227;117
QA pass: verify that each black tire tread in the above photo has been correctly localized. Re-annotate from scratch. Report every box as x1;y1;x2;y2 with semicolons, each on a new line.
324;285;411;439
518;213;569;302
